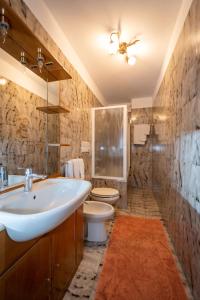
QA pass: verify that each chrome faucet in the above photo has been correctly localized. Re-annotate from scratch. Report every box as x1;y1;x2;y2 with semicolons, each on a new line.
24;168;47;192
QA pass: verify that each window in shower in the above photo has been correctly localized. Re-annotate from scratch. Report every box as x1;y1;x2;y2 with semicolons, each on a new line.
92;105;127;181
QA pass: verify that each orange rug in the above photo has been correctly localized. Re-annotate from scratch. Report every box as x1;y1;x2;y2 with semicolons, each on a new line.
95;216;188;300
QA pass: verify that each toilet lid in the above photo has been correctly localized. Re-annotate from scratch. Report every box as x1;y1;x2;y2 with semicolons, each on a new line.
84;201;114;216
91;187;119;198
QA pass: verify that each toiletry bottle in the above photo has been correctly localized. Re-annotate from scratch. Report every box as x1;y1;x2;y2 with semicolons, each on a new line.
0;164;8;188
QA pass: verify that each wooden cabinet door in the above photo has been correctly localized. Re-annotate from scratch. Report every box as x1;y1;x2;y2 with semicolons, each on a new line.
0;230;38;276
76;204;84;266
52;213;76;291
0;236;51;300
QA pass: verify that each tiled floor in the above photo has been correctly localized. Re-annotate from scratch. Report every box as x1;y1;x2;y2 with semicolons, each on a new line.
63;187;192;300
63;221;114;300
117;187;161;218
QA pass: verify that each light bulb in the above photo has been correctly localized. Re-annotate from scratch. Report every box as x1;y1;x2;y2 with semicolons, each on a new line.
108;41;118;55
110;32;119;43
0;78;8;85
127;39;150;57
127;55;136;65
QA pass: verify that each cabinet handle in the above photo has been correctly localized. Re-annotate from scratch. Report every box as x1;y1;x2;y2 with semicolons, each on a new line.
46;278;51;283
55;263;60;268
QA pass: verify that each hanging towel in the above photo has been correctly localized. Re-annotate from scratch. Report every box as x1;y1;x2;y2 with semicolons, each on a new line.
65;160;74;177
72;159;80;178
78;158;85;179
134;124;150;145
65;158;85;179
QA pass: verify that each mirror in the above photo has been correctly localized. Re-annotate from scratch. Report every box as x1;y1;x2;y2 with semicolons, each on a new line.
0;48;60;190
0;2;71;191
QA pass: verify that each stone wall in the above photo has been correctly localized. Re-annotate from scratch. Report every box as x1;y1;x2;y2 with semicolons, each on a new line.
128;108;153;188
152;0;200;298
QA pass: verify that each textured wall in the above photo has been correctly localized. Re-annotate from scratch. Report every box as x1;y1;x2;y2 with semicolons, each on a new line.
152;0;200;299
128;108;153;188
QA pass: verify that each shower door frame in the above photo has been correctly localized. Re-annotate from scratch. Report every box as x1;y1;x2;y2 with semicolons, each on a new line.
92;105;128;182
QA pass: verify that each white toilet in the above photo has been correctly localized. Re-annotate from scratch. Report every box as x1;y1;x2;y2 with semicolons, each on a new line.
90;187;120;205
64;159;119;242
84;201;114;242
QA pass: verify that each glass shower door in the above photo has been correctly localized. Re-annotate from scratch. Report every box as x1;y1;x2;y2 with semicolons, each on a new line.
92;105;127;181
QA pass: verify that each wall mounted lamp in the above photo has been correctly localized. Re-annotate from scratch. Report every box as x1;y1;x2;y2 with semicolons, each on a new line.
0;8;10;44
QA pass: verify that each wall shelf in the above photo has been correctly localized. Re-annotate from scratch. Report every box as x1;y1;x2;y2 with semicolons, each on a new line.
48;144;70;147
37;106;70;114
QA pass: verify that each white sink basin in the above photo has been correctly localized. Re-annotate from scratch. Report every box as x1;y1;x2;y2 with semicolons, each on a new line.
0;178;91;242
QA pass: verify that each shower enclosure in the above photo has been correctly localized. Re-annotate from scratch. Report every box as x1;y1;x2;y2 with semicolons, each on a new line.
92;105;128;181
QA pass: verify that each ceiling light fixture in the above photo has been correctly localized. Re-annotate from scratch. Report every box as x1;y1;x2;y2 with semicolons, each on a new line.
108;31;140;65
0;8;10;44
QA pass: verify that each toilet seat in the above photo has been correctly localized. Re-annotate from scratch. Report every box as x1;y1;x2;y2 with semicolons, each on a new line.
90;187;120;205
91;187;119;198
84;201;114;222
91;194;119;204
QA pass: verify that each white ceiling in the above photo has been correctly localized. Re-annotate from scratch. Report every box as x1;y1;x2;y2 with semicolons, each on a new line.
43;0;183;104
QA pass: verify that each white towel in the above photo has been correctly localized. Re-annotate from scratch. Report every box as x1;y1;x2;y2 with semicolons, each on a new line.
134;124;150;145
78;158;85;179
64;163;68;177
65;158;85;179
65;160;74;177
72;159;80;178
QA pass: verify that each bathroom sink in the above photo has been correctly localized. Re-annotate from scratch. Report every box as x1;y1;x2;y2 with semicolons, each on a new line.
0;178;91;242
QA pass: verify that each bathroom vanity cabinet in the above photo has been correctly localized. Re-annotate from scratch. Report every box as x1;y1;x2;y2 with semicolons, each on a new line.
0;205;84;300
